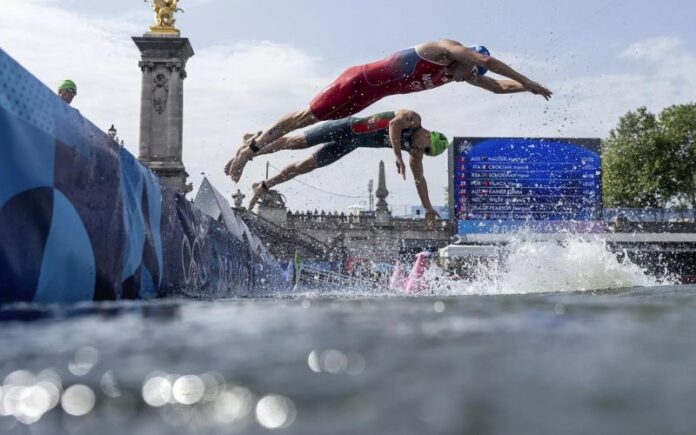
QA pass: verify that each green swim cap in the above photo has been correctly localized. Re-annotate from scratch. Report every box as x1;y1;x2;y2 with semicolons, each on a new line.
428;131;450;157
58;80;77;95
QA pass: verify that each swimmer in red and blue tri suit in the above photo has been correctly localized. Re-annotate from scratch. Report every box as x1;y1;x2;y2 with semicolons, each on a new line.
225;39;553;183
243;109;450;226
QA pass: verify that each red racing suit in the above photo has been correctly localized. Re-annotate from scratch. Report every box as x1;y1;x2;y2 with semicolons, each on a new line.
309;48;451;120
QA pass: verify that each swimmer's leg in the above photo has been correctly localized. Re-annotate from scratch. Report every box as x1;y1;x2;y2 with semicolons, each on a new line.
247;138;357;210
255;107;319;150
252;134;310;157
226;107;318;182
225;135;310;180
248;155;319;210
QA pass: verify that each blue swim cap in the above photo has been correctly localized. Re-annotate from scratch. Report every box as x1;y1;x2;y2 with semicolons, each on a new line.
468;45;491;76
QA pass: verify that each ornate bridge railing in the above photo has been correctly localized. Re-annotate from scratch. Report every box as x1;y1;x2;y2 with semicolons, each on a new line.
239;210;330;258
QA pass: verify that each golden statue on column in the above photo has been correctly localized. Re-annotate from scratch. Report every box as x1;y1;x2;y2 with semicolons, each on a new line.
144;0;184;35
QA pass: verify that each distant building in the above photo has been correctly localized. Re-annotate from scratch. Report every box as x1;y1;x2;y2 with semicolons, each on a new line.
244;161;454;264
406;205;450;220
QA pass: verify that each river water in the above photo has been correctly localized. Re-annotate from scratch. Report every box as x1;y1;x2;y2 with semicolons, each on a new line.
1;238;694;435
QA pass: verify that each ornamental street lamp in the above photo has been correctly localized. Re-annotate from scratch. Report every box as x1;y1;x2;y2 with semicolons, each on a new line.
232;189;246;209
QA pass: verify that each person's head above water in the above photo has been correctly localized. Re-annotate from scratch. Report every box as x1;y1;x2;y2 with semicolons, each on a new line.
409;128;451;157
447;45;491;82
58;80;77;105
427;131;451;157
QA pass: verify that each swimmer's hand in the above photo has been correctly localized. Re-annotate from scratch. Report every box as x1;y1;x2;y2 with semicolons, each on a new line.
523;80;553;100
395;158;407;180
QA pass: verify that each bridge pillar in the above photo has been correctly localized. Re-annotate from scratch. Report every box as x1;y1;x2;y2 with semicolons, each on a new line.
133;34;194;195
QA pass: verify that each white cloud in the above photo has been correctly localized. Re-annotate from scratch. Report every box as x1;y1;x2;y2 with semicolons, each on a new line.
1;0;143;153
182;41;335;209
619;36;682;62
2;2;695;212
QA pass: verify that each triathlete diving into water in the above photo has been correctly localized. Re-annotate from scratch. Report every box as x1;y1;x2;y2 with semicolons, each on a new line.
246;109;449;225
225;38;553;182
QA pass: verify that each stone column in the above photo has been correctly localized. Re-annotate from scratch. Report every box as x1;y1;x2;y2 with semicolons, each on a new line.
133;35;194;195
375;160;391;224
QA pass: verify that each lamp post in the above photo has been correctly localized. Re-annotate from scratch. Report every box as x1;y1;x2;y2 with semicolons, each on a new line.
232;189;246;209
368;179;374;212
108;124;123;146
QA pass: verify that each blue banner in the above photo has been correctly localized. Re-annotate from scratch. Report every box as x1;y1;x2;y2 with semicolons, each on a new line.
451;137;603;234
0;48;289;304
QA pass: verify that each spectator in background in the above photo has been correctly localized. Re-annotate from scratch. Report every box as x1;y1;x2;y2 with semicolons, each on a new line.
58;80;77;105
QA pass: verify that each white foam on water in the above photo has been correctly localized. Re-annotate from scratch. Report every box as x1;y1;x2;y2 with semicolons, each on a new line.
424;233;666;296
286;233;673;299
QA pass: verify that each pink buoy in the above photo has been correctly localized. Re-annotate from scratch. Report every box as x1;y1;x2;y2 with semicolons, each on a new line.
404;252;430;293
389;263;407;290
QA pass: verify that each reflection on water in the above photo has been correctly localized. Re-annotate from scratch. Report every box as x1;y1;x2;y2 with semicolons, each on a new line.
1;285;696;434
0;349;296;433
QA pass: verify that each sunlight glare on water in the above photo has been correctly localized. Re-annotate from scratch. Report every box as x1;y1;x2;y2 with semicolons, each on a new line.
255;395;296;430
60;385;95;417
172;375;205;405
142;375;172;408
1;283;696;434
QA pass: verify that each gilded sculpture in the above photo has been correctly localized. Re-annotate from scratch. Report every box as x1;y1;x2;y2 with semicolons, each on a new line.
144;0;184;35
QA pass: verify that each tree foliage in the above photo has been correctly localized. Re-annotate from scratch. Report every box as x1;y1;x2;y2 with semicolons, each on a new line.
602;104;696;207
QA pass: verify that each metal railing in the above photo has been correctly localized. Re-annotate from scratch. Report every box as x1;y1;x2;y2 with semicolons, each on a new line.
604;208;696;223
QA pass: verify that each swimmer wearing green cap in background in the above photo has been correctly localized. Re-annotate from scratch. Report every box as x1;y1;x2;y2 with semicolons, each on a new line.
246;109;449;225
58;80;77;105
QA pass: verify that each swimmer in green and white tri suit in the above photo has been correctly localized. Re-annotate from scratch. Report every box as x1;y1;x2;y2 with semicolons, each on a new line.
246;110;451;225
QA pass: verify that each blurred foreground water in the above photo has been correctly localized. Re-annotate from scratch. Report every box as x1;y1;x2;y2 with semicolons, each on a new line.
2;284;696;435
1;236;693;434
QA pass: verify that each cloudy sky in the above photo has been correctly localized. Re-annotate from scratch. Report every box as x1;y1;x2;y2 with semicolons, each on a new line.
2;0;695;213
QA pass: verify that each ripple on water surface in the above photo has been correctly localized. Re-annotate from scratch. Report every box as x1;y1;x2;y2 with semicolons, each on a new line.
0;230;687;434
1;284;696;434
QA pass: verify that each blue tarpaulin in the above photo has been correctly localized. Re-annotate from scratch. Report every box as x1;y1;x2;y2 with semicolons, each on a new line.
0;48;289;304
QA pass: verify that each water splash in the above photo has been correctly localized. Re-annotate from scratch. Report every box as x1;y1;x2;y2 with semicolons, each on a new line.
424;233;664;296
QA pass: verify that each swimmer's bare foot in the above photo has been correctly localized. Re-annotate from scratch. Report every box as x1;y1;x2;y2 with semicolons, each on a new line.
224;131;262;181
226;147;255;182
224;158;235;176
248;181;268;211
224;133;256;175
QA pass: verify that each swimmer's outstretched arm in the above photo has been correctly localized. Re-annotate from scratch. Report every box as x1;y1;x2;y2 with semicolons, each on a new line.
442;41;553;100
389;110;422;179
468;76;527;95
409;151;439;224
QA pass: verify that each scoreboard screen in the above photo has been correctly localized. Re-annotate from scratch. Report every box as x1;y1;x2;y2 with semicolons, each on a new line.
449;137;603;234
